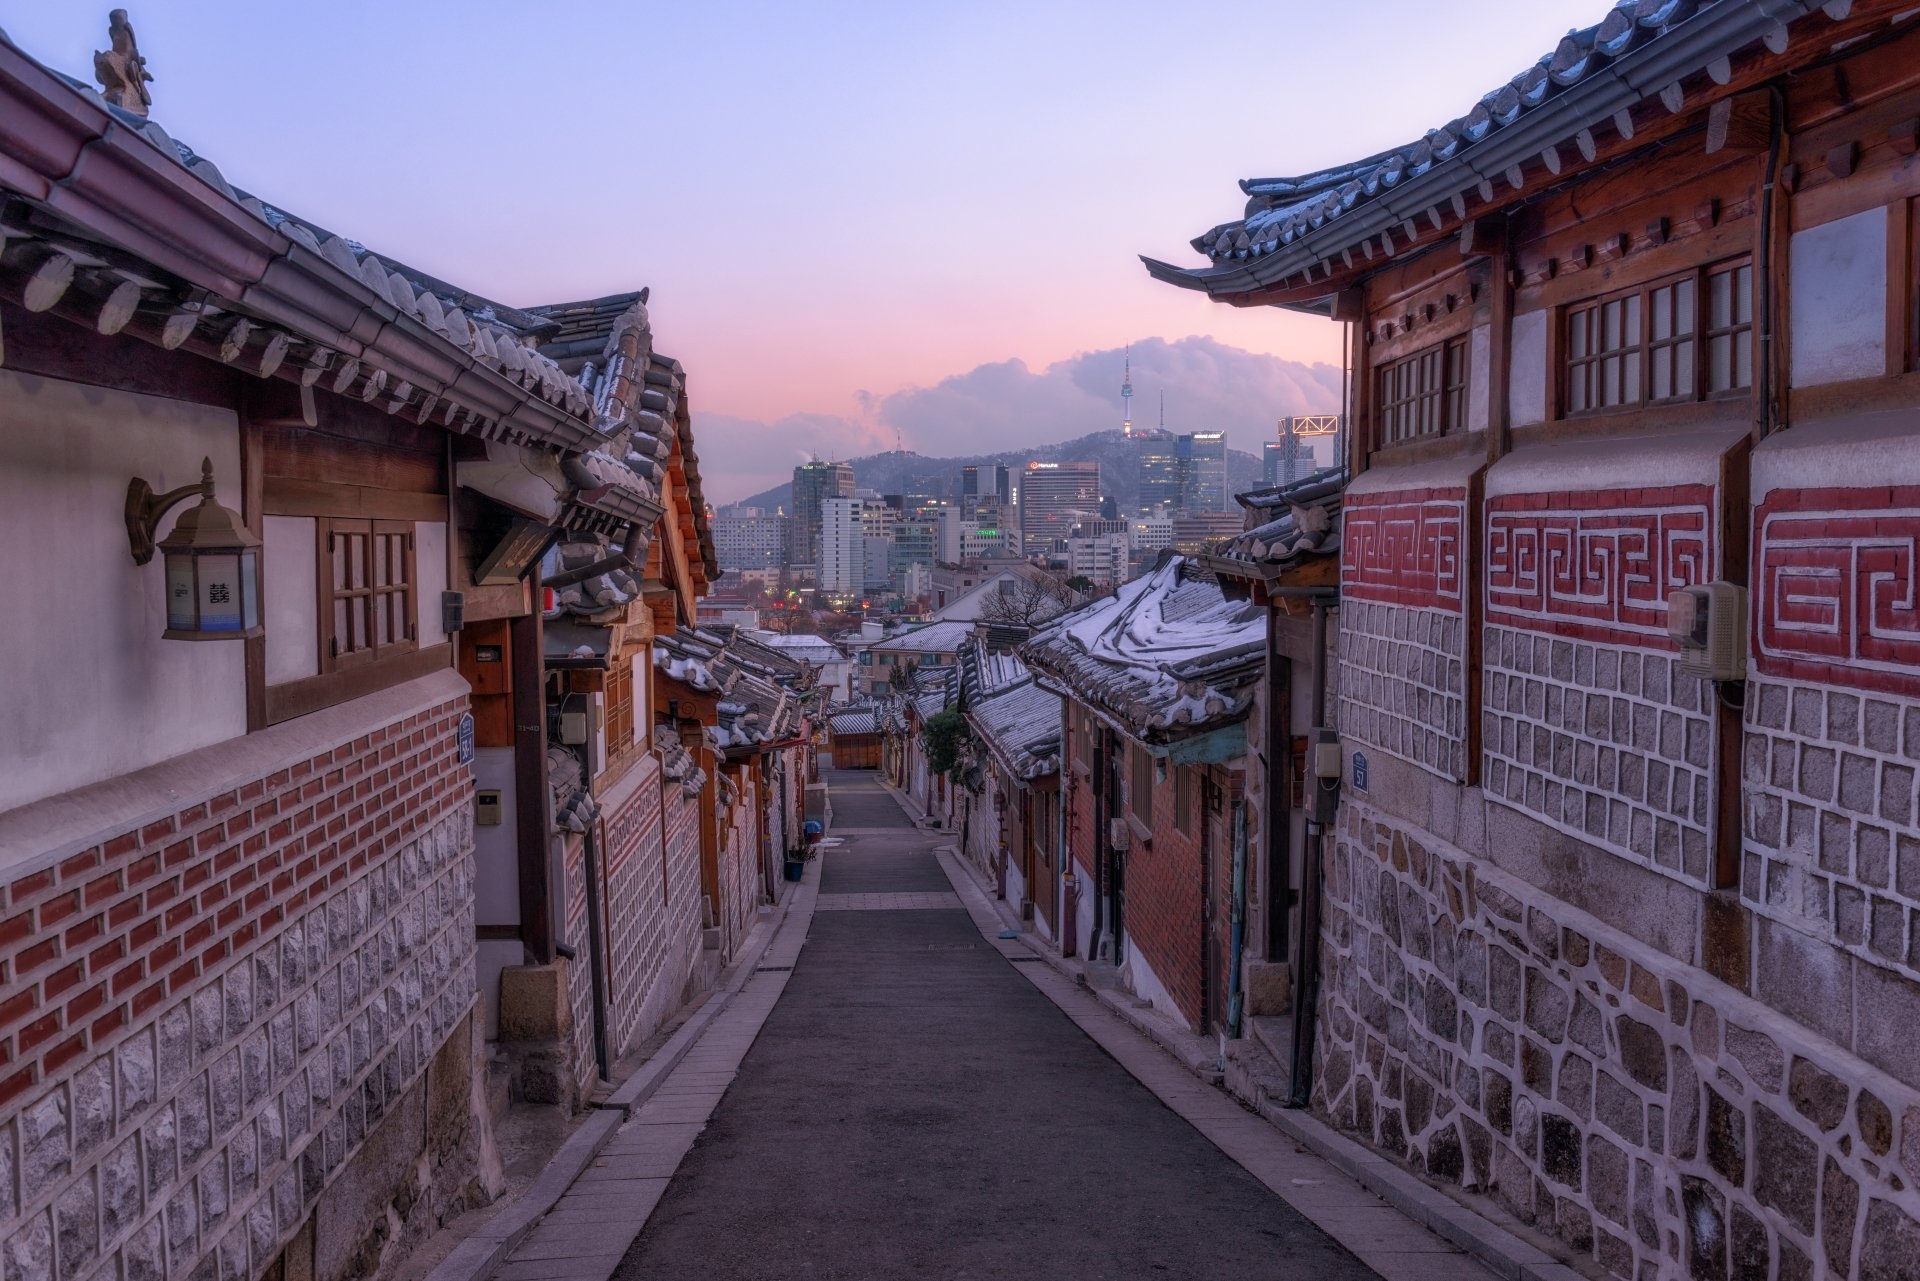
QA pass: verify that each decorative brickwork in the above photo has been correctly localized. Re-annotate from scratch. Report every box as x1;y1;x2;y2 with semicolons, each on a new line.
602;756;667;1055
1342;489;1468;611
0;697;485;1281
1338;599;1468;781
1754;486;1920;698
1316;801;1920;1281
1743;675;1920;978
1486;486;1713;646
1117;773;1205;1030
1482;626;1715;884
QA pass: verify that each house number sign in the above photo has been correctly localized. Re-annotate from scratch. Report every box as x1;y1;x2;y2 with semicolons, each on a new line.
456;713;475;765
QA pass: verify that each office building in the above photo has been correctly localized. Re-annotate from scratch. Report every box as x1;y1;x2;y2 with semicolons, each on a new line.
712;506;788;571
1019;460;1101;556
962;463;1012;515
789;460;855;566
1135;429;1180;512
1176;431;1229;514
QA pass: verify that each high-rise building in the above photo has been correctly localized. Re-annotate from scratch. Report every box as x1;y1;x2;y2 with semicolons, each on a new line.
1133;428;1179;512
961;463;1011;515
890;520;937;587
1176;431;1229;514
1019;461;1101;556
1262;438;1313;487
819;495;872;594
712;507;788;571
789;460;855;567
1066;533;1131;587
1171;512;1244;555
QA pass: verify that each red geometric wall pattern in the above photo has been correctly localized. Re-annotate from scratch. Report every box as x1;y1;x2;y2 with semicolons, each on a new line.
1341;488;1468;612
1754;485;1920;696
1485;485;1715;646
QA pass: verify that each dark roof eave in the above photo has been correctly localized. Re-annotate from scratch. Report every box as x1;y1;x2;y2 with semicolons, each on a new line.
1152;0;1824;300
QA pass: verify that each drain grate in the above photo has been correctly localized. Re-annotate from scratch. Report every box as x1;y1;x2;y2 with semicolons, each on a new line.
1004;955;1044;963
754;965;794;973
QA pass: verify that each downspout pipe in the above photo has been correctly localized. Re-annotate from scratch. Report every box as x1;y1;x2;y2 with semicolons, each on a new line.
581;823;612;1084
1289;595;1334;1107
545;519;646;589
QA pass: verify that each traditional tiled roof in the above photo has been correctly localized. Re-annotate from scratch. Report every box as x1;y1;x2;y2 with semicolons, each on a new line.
653;628;802;751
827;705;881;737
1021;557;1265;744
548;745;599;833
1219;469;1345;570
964;661;1063;781
869;620;975;656
1143;0;1867;301
656;733;707;797
0;24;690;543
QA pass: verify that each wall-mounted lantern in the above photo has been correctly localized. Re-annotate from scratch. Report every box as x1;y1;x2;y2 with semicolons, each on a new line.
125;457;261;640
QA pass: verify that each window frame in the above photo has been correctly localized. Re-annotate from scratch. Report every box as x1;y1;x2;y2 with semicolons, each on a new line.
1560;256;1754;419
317;517;418;675
1374;334;1469;449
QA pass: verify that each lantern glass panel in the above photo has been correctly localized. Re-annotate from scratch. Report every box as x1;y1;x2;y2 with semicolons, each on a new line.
165;554;197;632
196;553;244;633
240;549;260;631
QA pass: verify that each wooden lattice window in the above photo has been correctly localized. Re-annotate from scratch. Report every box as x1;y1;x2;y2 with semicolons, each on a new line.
1131;744;1154;823
1564;258;1753;415
1375;336;1468;447
319;519;416;673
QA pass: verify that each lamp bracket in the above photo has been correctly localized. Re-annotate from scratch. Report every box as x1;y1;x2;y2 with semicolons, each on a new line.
126;456;214;565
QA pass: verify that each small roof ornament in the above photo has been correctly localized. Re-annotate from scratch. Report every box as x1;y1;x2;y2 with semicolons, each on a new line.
93;9;152;116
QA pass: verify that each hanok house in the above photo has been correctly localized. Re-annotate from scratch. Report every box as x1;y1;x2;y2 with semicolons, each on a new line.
825;704;883;770
1020;557;1264;1033
1148;1;1920;1275
954;645;1065;937
0;15;672;1281
505;299;738;1099
1192;468;1343;1062
651;626;813;956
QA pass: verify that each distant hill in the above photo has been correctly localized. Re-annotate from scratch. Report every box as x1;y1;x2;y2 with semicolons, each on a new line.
728;430;1325;514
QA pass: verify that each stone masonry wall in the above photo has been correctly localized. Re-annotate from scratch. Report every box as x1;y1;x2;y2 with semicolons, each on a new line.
1315;799;1920;1281
1483;626;1716;886
1337;600;1468;782
0;694;489;1281
1743;677;1920;978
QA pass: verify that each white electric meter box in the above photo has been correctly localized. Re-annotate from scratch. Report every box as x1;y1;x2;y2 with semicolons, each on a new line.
1667;582;1747;681
1108;817;1132;851
556;710;590;745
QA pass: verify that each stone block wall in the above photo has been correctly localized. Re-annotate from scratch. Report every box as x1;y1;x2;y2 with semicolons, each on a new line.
1337;601;1468;781
0;691;490;1281
1338;487;1470;782
1315;800;1920;1281
1483;627;1715;884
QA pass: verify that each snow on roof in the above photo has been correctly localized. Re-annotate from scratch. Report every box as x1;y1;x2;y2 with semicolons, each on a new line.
1221;468;1346;568
1021;557;1264;744
868;620;975;655
968;679;1064;781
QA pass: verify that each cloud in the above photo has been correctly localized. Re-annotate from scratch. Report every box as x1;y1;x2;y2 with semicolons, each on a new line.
697;336;1342;503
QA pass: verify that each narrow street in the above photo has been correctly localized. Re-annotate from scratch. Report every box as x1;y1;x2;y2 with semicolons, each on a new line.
606;770;1386;1281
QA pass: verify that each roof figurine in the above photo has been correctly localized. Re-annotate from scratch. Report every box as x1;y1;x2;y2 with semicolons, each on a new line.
93;9;151;116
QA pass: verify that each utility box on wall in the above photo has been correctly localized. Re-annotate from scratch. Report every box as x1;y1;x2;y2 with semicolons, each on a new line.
1667;582;1747;682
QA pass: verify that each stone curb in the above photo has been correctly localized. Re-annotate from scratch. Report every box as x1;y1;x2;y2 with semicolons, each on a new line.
422;868;813;1281
933;845;1593;1281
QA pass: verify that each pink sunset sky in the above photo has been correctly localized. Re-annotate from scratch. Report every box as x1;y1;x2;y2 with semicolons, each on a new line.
13;1;1601;501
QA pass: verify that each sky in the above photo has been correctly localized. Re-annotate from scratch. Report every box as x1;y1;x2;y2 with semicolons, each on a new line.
10;1;1603;500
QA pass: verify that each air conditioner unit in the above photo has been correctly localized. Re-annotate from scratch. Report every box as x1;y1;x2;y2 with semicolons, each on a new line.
1667;582;1747;681
1108;817;1132;851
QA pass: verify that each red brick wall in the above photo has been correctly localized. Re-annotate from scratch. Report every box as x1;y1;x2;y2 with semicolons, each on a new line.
0;692;478;1281
1121;765;1205;1030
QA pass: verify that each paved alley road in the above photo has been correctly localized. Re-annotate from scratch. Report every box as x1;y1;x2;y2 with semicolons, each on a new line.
608;770;1383;1281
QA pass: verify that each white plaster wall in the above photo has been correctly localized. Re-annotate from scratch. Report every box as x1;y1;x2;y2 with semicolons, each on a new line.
263;515;318;685
1790;205;1887;388
0;371;246;815
1509;310;1548;427
1467;322;1492;432
417;519;449;648
471;746;520;925
1005;857;1027;916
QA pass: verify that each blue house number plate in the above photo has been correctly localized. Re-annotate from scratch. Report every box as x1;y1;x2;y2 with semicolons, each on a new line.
1351;749;1369;793
457;713;475;765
